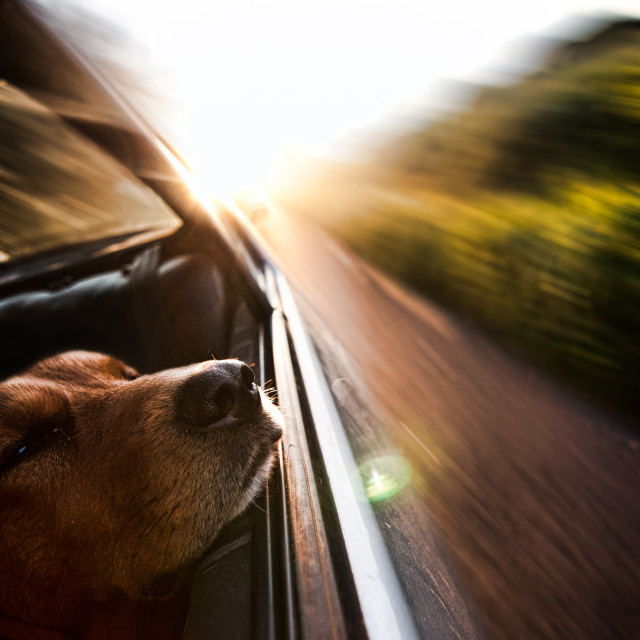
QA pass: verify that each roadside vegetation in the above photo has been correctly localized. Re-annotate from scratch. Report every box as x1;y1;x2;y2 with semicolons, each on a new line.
273;18;640;422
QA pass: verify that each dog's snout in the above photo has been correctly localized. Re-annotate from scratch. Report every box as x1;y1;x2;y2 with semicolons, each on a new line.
177;360;259;428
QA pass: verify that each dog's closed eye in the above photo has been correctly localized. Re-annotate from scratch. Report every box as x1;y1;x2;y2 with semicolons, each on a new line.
0;419;75;475
0;384;75;477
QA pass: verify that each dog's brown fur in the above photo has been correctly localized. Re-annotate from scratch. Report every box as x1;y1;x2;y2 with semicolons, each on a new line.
0;351;283;639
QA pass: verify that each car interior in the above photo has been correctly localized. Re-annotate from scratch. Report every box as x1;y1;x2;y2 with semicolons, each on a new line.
0;224;290;640
0;63;291;634
0;3;301;638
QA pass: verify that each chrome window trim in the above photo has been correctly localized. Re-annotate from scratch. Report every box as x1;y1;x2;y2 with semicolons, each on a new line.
223;198;420;638
273;268;420;640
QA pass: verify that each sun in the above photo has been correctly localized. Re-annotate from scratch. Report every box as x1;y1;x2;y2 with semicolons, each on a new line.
86;0;640;200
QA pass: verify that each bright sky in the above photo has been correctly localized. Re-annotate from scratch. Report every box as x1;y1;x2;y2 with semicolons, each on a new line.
84;0;639;194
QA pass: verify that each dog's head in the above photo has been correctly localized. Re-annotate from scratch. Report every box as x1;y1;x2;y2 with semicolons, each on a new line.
0;351;282;631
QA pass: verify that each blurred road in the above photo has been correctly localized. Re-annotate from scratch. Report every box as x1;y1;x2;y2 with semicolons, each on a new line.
256;205;640;640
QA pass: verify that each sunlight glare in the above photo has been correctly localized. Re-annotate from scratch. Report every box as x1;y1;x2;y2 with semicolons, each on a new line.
88;0;640;197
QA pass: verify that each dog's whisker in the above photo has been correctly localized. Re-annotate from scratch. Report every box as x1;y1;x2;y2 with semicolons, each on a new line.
250;498;267;514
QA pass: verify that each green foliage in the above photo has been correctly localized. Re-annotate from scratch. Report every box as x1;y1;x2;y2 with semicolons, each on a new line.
334;182;640;416
276;19;640;422
383;22;640;193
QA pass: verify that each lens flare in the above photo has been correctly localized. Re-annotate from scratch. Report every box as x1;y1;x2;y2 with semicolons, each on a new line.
358;455;412;503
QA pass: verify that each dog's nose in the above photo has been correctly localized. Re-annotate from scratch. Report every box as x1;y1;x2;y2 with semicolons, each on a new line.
177;360;259;428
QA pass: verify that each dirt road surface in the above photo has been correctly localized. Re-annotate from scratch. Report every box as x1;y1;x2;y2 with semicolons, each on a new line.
256;205;640;640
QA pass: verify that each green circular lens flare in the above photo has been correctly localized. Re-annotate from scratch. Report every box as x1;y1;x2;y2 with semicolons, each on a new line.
358;455;412;502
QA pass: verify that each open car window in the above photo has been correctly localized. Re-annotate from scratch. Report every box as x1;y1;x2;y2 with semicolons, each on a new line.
0;4;487;639
0;80;180;263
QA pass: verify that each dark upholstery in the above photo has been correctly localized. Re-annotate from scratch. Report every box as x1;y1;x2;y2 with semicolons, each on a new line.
0;251;231;378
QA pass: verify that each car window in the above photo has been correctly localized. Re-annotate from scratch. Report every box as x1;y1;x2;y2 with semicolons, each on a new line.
0;81;180;263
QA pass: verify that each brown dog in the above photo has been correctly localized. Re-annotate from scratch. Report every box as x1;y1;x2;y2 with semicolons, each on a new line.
0;351;283;639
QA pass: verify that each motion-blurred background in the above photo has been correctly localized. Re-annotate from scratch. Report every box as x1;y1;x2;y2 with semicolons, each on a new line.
5;1;640;638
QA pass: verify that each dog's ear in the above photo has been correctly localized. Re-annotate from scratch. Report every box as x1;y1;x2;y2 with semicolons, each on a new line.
0;379;74;474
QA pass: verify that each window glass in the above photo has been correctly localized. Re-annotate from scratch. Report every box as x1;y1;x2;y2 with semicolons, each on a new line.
304;315;483;640
0;81;179;262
